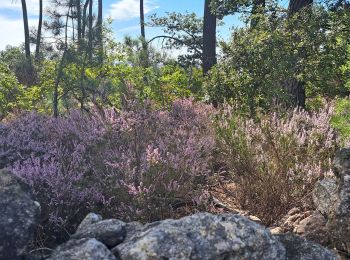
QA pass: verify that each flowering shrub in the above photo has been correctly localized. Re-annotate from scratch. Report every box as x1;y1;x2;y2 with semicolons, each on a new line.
0;99;215;238
0;96;339;239
215;105;338;225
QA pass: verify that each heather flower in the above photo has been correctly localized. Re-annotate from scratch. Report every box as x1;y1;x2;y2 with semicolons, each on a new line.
146;145;162;166
0;98;215;234
215;104;338;224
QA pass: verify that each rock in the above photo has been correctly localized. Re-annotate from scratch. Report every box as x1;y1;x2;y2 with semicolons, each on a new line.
71;219;126;248
21;250;52;260
269;227;283;235
272;208;331;246
113;212;285;260
287;208;300;216
275;233;337;260
293;211;330;246
313;179;338;216
0;169;40;259
0;124;9;169
333;148;350;178
247;215;262;225
76;213;103;231
124;221;144;240
328;148;350;254
50;238;117;260
277;207;313;233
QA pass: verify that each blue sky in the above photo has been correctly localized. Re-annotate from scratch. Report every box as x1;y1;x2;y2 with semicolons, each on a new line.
0;0;243;50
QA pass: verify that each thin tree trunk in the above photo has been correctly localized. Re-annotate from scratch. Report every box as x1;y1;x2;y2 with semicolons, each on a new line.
82;0;89;39
286;0;313;108
97;0;103;63
77;0;82;42
54;2;73;117
140;0;148;68
35;0;43;60
288;0;313;15
97;0;103;41
88;0;93;60
202;0;217;75
79;51;88;111
53;50;67;118
140;0;145;38
21;0;31;63
72;13;75;42
21;0;34;86
65;3;71;48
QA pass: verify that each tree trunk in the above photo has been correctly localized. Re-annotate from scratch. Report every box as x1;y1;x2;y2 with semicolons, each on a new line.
140;0;145;38
288;0;313;14
288;78;306;108
77;0;82;42
21;0;35;86
53;50;67;118
82;0;89;39
97;0;103;41
97;0;103;63
21;0;31;63
88;0;93;60
35;0;43;60
286;0;313;108
97;0;103;44
140;0;149;68
202;0;217;75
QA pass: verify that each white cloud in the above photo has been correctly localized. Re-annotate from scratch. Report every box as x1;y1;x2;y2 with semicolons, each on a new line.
109;0;158;21
0;0;41;15
0;15;37;50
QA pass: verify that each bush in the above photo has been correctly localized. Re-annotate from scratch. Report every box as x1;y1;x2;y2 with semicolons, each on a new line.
0;99;215;241
331;98;350;145
0;62;25;120
215;105;338;225
204;8;349;112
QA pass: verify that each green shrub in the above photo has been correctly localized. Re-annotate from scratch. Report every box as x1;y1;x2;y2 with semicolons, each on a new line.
331;98;350;144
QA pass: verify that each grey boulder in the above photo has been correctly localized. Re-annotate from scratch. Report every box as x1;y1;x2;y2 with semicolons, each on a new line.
50;238;117;260
71;218;126;248
0;169;40;260
275;233;337;260
293;211;330;246
124;221;144;240
76;212;103;231
113;212;286;260
328;148;350;254
313;179;338;216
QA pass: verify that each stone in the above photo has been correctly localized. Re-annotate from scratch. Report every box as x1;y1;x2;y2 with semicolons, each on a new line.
293;211;330;246
313;179;338;216
247;215;262;225
71;219;126;248
124;221;144;240
0;124;9;169
275;233;337;260
76;213;103;232
328;148;350;254
49;238;117;260
113;212;285;260
333;148;350;178
277;207;313;233
269;227;283;235
0;169;40;259
287;208;300;216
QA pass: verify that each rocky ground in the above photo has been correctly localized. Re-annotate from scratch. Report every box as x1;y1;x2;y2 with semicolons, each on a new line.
1;148;350;259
